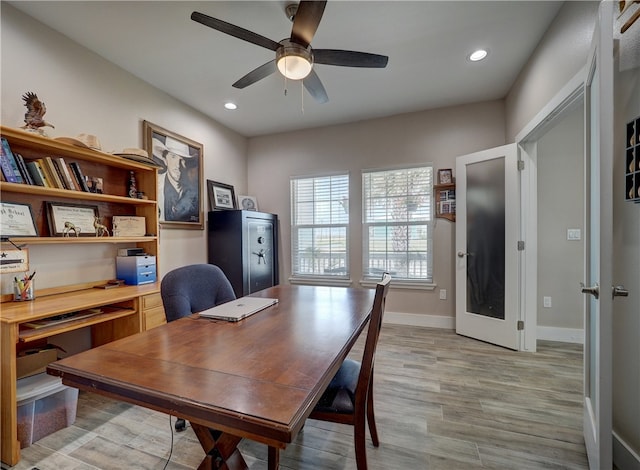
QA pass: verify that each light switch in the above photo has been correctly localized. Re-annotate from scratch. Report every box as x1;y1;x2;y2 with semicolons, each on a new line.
439;289;447;300
543;296;552;308
567;229;581;241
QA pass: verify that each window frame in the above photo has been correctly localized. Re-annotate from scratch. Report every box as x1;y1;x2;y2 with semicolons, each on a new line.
361;164;434;286
290;172;350;284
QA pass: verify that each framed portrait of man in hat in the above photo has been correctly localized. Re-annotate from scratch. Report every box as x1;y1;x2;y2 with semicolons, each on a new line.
143;121;204;229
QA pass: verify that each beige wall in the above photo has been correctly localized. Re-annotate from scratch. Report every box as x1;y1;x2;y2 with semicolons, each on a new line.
2;2;601;324
248;102;506;318
0;5;247;293
505;1;598;141
536;106;584;329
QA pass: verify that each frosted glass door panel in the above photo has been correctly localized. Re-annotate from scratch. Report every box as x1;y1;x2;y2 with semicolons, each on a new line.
466;157;505;320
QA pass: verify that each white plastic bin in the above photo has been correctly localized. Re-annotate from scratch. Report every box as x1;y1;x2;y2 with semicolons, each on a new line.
16;372;78;448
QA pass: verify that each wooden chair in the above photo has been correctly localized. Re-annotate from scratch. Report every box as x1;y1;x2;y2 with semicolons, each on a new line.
309;273;391;470
160;263;235;431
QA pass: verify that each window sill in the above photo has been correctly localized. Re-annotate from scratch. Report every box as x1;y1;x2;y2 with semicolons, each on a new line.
288;277;353;287
359;279;436;290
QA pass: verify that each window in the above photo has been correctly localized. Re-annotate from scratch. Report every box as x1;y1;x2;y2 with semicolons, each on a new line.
362;166;433;283
291;174;349;278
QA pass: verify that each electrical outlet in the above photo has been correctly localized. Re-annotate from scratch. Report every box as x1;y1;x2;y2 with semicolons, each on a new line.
439;289;447;300
543;296;552;308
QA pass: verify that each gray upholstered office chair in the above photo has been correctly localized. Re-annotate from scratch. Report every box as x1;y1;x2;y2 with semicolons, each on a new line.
161;263;236;322
160;263;236;431
309;273;391;470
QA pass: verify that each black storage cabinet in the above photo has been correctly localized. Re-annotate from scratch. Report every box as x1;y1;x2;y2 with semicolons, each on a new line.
207;210;279;297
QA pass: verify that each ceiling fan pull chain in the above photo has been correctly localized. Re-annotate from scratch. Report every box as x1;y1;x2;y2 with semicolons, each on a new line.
283;59;288;96
301;81;305;114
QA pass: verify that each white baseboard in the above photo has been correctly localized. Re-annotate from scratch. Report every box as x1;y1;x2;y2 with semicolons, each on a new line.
384;314;584;345
614;430;640;470
384;311;454;329
537;326;584;344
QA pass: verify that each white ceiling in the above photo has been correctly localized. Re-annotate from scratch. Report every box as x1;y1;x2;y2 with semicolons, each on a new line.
9;1;564;137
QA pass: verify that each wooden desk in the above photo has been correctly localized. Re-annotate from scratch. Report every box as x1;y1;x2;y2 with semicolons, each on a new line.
0;282;161;466
47;284;375;470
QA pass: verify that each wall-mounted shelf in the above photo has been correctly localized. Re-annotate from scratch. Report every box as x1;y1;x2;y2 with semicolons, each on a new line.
434;182;456;221
625;115;640;203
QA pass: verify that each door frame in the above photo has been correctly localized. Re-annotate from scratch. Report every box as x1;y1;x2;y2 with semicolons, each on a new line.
515;68;586;352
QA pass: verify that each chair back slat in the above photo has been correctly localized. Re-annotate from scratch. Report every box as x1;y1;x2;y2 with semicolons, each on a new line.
354;273;391;406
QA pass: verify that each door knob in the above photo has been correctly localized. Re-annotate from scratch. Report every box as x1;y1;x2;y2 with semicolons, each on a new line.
612;285;629;298
580;282;599;299
457;251;469;258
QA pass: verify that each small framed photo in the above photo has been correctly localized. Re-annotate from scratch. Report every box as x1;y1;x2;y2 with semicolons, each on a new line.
0;201;38;237
45;202;99;237
237;195;258;211
85;176;104;194
438;169;453;184
207;180;237;211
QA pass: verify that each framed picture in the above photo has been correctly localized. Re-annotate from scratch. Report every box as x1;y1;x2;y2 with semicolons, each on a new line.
237;195;258;211
207;180;237;211
0;201;38;237
45;202;99;237
143;120;204;230
438;169;453;184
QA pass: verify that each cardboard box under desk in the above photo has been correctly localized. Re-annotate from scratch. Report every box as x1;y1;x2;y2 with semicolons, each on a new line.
17;349;58;380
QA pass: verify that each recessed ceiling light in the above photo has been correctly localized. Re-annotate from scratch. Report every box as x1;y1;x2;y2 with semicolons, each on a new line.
469;49;488;62
224;102;237;110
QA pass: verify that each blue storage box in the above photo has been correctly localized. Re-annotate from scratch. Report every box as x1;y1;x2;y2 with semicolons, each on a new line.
116;255;157;285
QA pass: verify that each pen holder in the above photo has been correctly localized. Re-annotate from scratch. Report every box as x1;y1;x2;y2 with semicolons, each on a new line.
13;280;35;301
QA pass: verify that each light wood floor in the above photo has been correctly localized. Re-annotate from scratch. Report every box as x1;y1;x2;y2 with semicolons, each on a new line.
5;325;588;470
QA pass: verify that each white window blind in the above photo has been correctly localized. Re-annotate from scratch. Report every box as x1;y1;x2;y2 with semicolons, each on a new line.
362;166;433;282
291;174;349;278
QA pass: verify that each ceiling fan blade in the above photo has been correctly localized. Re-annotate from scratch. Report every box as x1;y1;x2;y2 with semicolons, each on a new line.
191;11;280;51
233;60;277;89
314;49;389;68
303;69;329;104
290;1;327;47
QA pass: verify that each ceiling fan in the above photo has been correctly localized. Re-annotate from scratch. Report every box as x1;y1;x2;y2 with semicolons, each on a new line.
191;1;389;104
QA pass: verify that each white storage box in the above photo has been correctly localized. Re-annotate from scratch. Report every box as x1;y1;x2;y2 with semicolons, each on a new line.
16;373;78;448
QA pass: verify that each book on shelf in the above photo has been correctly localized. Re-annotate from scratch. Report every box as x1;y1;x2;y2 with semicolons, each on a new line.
56;157;77;190
44;156;66;189
15;153;34;185
26;161;47;186
69;161;90;192
0;137;23;183
36;158;58;188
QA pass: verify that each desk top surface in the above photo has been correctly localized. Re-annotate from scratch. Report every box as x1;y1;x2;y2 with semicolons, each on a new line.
47;284;375;445
0;283;160;324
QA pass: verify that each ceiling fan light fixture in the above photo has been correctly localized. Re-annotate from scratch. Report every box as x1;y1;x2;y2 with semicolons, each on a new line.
276;40;313;80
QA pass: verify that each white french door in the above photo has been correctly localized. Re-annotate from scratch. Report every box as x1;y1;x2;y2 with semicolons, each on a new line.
581;2;613;469
455;143;520;350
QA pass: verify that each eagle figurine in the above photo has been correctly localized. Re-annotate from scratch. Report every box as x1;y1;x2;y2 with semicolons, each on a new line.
21;92;55;134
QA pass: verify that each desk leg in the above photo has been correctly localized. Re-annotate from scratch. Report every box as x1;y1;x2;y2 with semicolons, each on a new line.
268;446;280;470
191;423;248;470
1;323;19;466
